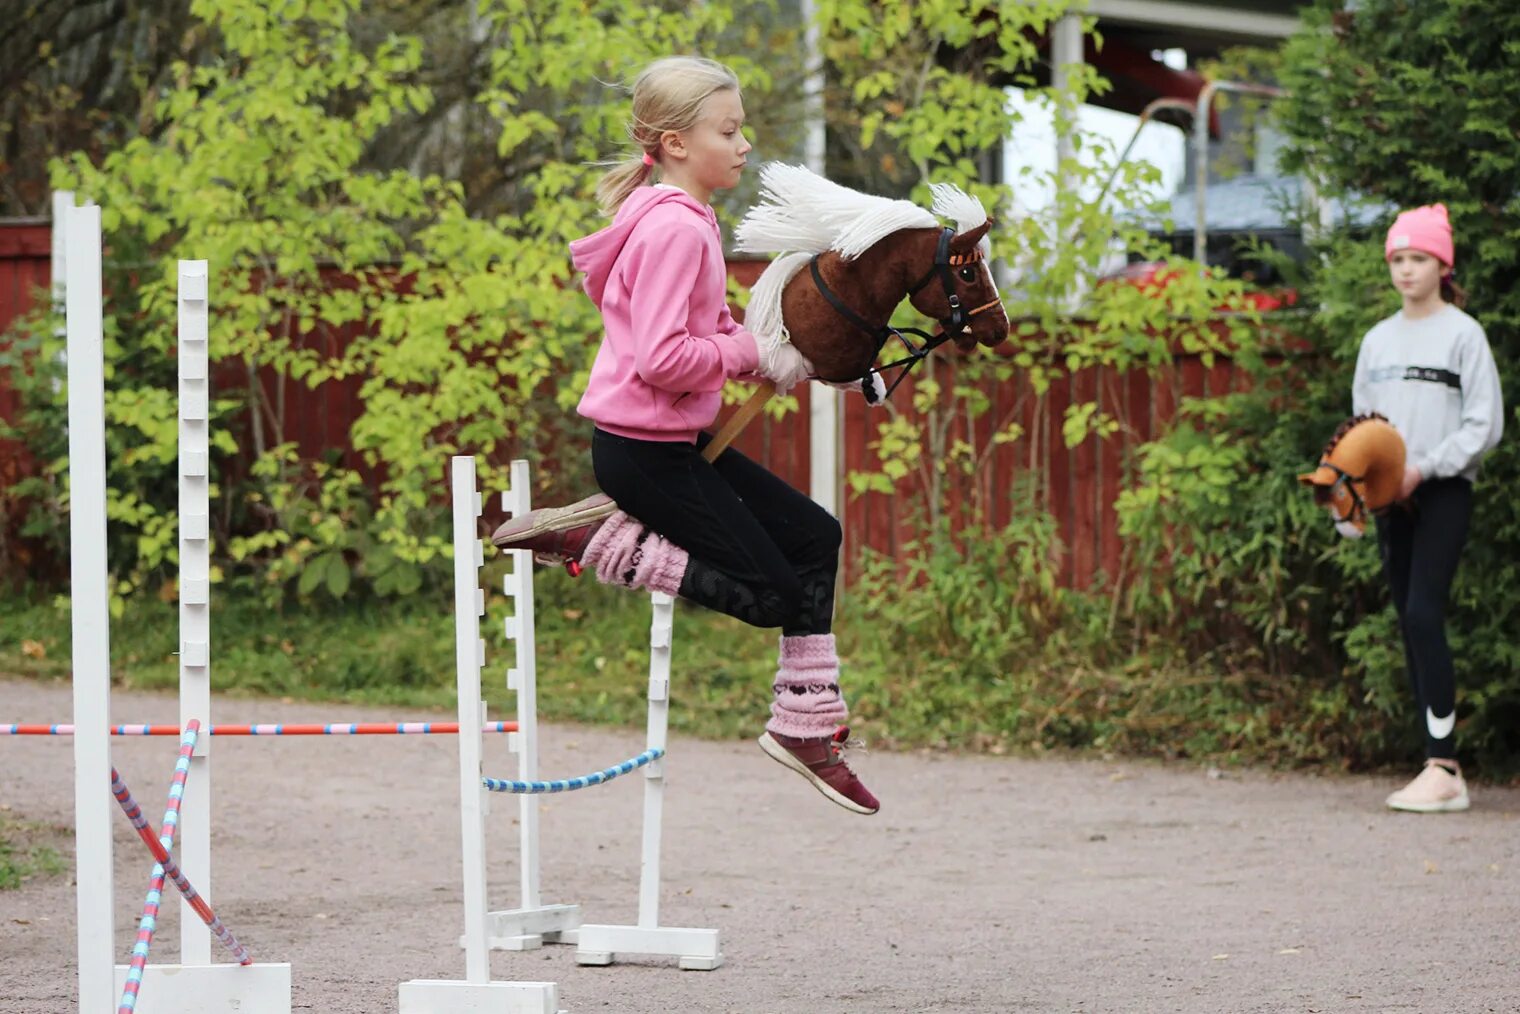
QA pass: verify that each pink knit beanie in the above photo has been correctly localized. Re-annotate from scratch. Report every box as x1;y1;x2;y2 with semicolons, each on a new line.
1385;203;1454;269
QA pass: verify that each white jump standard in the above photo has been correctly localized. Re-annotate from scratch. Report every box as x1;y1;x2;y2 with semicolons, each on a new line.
574;591;722;971
479;459;581;952
64;202;291;1013
398;457;561;1014
485;460;722;971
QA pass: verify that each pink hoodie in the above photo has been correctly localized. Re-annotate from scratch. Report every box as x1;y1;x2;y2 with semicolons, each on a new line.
571;186;761;443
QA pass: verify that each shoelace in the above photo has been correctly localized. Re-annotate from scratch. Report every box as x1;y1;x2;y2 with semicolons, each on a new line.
830;725;868;760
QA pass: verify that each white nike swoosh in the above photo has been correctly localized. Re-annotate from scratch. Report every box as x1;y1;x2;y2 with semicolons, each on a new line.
1426;708;1456;740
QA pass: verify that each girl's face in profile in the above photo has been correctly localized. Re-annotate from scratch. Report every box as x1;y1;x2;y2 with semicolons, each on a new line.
1388;249;1444;303
671;88;751;200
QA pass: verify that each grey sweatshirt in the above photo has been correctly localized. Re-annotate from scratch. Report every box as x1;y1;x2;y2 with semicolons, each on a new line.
1352;305;1504;482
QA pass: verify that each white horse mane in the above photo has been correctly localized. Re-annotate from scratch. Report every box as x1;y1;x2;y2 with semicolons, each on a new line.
734;163;988;260
736;163;992;346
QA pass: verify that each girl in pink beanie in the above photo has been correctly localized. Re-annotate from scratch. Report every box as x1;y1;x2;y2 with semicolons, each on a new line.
1383;203;1459;303
1353;203;1503;812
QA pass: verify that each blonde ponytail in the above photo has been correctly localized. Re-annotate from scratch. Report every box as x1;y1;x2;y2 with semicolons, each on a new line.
593;56;740;216
596;155;655;217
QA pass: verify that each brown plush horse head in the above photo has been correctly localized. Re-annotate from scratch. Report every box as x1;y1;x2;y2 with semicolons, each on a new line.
736;165;1010;390
1299;413;1407;538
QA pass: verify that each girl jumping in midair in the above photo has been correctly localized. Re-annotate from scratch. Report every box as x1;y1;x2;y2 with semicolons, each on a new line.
494;56;878;815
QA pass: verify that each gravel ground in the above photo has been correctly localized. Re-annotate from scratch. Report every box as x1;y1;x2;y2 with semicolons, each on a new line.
1;677;1517;1014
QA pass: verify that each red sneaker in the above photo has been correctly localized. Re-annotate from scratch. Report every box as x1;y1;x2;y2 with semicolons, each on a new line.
759;726;880;815
491;493;616;571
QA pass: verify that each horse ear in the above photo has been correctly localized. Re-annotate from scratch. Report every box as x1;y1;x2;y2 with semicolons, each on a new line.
949;220;992;254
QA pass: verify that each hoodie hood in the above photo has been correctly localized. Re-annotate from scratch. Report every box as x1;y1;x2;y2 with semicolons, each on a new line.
570;186;718;307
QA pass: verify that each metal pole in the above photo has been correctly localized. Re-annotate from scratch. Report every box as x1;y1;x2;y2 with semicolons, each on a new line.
1051;14;1085;170
1192;80;1287;270
1095;97;1196;210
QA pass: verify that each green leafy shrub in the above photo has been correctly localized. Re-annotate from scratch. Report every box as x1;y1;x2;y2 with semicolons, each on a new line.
5;0;786;606
1100;0;1520;771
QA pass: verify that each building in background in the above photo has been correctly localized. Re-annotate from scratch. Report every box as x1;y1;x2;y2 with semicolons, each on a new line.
1008;2;1326;282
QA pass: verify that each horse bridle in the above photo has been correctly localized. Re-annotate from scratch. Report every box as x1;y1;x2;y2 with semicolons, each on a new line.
1318;462;1368;525
807;226;1002;400
905;226;1002;333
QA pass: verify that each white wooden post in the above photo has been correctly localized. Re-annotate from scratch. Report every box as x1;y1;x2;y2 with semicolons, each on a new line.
398;457;559;1013
66;200;115;1014
637;594;672;931
511;466;541;915
481;460;579;949
177;259;214;965
456;457;492;981
799;0;842;523
108;260;291;1012
576;593;722;971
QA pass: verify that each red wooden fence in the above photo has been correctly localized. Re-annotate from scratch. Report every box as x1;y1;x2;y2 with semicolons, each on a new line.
0;219;1239;588
0;220;52;558
0;221;50;433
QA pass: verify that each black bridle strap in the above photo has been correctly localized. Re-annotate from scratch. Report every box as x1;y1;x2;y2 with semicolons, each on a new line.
907;226;974;334
907;227;954;295
1321;462;1368;523
808;255;926;400
806;225;990;401
808;255;949;400
870;326;955;400
809;255;891;343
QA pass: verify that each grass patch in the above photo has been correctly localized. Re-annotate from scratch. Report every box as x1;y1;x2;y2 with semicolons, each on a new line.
0;569;777;737
0;565;1477;774
0;813;69;890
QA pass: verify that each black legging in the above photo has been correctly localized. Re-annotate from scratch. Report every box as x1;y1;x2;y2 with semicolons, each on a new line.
591;427;841;636
1375;477;1473;759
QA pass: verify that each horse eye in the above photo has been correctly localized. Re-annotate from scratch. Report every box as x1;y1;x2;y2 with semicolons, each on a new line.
957;265;978;282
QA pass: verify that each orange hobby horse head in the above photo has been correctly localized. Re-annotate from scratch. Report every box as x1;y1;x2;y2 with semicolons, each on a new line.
1299;413;1407;538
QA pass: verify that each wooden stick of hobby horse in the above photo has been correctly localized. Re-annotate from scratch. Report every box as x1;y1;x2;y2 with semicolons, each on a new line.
701;381;775;462
517;381;777;537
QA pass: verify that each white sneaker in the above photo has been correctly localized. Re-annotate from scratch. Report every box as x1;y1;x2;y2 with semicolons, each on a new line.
1386;759;1470;813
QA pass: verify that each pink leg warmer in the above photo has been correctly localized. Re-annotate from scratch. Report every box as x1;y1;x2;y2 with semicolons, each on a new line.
581;510;688;596
766;633;849;738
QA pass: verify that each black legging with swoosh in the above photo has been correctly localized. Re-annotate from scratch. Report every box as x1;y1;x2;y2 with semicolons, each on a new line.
1375;477;1473;759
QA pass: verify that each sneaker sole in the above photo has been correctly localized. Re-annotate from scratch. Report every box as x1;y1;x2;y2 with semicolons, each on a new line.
1386;793;1471;813
757;732;877;815
490;495;616;548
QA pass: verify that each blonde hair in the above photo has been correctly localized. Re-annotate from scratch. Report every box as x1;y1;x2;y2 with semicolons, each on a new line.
595;56;741;216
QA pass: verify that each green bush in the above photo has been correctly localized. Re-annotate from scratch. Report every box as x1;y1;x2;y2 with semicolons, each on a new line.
1279;0;1520;770
1099;0;1520;772
3;0;785;607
